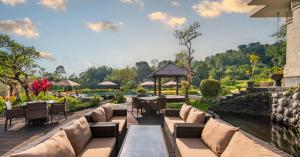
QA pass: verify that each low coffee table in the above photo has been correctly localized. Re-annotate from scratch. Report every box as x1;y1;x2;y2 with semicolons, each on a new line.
118;125;169;157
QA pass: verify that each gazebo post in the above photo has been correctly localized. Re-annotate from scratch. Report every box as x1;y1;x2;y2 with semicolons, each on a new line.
154;76;157;96
176;76;179;95
158;77;162;96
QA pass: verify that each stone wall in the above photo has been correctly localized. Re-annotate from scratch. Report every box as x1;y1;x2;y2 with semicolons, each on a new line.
271;91;300;127
285;5;300;87
210;92;272;117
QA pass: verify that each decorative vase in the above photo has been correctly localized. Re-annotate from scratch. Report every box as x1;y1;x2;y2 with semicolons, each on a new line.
270;74;283;87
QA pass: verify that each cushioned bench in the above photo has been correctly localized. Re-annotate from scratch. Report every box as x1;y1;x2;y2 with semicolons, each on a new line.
11;117;118;157
85;104;127;150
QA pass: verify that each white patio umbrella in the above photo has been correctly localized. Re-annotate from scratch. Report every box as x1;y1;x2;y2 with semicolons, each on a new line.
163;81;178;87
55;80;80;86
98;81;117;86
139;81;154;87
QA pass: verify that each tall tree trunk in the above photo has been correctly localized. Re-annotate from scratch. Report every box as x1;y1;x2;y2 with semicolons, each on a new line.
23;85;31;101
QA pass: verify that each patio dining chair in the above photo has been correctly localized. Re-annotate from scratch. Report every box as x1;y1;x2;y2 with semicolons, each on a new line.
131;96;146;118
151;97;166;114
50;98;67;123
4;101;26;131
26;102;48;126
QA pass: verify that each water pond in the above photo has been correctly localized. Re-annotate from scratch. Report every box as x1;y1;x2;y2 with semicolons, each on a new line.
218;112;300;157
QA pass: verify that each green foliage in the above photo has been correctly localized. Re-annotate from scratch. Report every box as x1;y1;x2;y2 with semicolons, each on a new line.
136;86;147;95
192;61;209;87
106;67;137;88
135;61;152;82
90;95;103;106
113;92;126;104
220;85;233;96
0;97;4;114
200;79;221;98
166;100;210;112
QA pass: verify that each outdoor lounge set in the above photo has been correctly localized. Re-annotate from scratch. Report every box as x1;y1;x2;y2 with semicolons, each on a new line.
10;103;291;157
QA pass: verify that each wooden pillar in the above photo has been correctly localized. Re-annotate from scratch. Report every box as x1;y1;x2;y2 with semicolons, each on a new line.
154;77;157;96
176;76;179;95
158;77;162;96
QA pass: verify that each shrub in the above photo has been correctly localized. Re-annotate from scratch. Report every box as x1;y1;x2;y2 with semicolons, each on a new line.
113;92;126;104
200;79;221;98
90;95;103;106
0;97;4;114
136;86;147;95
220;85;232;96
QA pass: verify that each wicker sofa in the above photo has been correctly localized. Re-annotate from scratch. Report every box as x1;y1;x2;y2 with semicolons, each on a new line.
84;106;127;149
173;118;292;157
11;117;118;157
164;106;212;147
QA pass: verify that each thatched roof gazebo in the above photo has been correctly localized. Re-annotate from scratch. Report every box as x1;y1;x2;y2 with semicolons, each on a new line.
147;63;186;96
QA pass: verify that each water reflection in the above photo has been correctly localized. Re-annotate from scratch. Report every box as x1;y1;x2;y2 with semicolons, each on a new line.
217;112;300;157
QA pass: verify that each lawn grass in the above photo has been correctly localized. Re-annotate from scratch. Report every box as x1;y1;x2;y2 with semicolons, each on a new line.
166;100;210;112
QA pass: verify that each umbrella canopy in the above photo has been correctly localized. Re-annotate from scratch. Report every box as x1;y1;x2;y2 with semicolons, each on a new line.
98;81;117;86
139;81;154;87
163;81;179;87
55;80;80;86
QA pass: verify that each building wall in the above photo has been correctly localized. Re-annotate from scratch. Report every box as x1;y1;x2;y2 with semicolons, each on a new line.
285;5;300;87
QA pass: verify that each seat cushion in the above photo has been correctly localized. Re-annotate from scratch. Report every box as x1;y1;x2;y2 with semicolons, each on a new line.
102;104;113;121
221;132;281;157
92;109;106;122
78;138;116;157
63;117;92;155
11;130;75;157
201;118;239;156
164;116;185;135
109;116;126;134
179;104;192;121
186;108;205;123
176;138;217;157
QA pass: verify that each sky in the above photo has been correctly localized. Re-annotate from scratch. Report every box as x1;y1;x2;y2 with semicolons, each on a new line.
0;0;283;75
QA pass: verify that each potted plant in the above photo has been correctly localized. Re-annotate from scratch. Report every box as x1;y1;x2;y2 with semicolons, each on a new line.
270;72;283;87
247;54;260;88
136;86;147;97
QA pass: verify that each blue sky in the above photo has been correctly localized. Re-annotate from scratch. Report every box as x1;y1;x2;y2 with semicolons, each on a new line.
0;0;282;75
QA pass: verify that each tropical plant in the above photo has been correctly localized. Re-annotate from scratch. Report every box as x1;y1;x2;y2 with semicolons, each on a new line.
30;78;52;96
249;54;260;79
200;79;221;98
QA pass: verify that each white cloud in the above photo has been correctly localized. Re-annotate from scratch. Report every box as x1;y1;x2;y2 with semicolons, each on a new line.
0;17;39;39
120;0;144;9
1;0;25;6
40;0;68;11
192;0;252;18
39;51;55;61
148;11;186;28
86;21;124;32
170;1;180;7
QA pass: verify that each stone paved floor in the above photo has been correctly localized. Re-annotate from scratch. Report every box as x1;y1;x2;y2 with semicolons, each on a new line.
0;103;175;157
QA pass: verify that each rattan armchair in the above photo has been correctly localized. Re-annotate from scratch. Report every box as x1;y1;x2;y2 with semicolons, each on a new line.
26;102;48;126
50;98;67;123
131;96;146;118
4;101;26;131
151;97;166;114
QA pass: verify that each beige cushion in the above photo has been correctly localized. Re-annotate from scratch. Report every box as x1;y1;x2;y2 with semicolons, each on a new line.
179;104;192;121
221;132;281;157
63;117;92;155
176;138;217;157
186;108;205;123
78;138;116;157
102;104;113;121
164;116;185;135
201;118;239;156
92;109;106;122
109;116;126;134
11;130;75;157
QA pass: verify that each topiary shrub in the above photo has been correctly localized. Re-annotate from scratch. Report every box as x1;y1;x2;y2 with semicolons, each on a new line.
200;79;221;98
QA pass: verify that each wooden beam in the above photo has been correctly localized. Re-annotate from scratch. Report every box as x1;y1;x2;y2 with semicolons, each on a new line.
154;77;157;96
158;77;162;96
176;76;179;95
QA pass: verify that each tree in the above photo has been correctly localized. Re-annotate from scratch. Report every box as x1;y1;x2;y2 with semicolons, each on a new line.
249;54;260;79
106;67;137;88
192;61;209;87
135;61;152;83
75;66;112;88
53;65;66;81
0;34;40;101
174;22;201;104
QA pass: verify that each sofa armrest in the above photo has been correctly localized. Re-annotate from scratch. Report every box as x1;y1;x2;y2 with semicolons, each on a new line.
84;112;93;123
205;113;213;122
174;123;205;138
89;122;118;138
113;109;127;117
164;109;180;117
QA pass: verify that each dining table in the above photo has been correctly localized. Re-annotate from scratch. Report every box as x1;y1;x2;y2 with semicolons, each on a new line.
137;96;159;114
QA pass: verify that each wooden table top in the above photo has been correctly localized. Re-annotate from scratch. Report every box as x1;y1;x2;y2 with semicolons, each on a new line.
118;125;169;157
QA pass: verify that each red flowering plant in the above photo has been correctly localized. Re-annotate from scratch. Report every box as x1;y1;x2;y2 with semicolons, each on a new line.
30;78;53;96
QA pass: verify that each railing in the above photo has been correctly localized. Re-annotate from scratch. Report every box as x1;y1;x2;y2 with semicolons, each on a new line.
291;1;300;9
